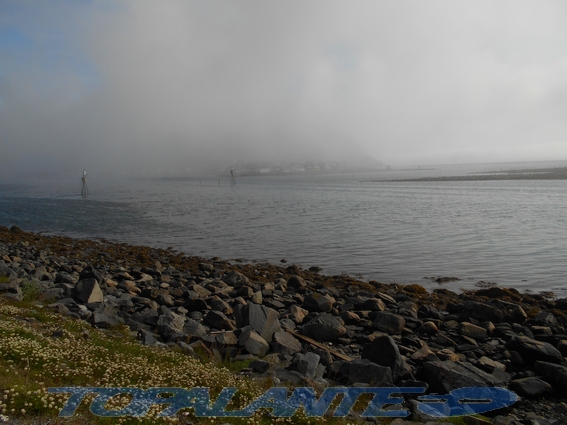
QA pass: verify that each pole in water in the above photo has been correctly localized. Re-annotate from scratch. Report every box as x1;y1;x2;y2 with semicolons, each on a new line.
230;167;236;186
81;169;89;196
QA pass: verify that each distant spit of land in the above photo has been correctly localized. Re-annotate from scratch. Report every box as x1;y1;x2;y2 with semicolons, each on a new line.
368;166;567;182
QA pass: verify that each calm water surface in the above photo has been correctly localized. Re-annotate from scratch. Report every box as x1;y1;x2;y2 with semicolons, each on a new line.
1;161;566;295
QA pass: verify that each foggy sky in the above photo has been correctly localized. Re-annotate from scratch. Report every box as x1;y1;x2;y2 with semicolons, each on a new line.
1;0;567;178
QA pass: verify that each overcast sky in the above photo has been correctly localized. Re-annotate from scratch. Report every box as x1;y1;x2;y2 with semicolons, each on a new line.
1;0;567;178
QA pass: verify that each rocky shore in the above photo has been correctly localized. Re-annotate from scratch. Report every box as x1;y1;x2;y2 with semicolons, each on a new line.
1;226;567;424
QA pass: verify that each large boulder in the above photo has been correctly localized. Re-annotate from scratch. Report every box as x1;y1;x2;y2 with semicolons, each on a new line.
234;304;281;342
534;361;567;387
299;313;346;342
362;335;407;381
422;360;510;393
203;310;235;331
0;281;23;302
340;359;393;385
271;331;302;355
156;311;186;339
506;335;563;364
303;293;335;312
73;278;104;304
462;301;503;323
238;329;269;357
372;312;405;335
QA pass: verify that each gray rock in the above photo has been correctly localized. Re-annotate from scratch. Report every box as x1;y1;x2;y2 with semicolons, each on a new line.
303;293;335;312
73;278;104;304
422;360;510;393
290;352;320;379
157;311;186;339
506;335;563;364
271;331;302;355
509;377;551;397
363;298;386;311
372;312;406;334
299;313;346;342
55;271;79;284
238;329;269;357
234;304;281;342
90;310;124;328
203;310;235;331
362;335;407;381
340;359;393;385
183;318;207;337
222;270;250;287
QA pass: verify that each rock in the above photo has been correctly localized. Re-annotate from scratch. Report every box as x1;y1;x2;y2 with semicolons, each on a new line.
303;293;335;312
509;377;551;397
249;360;271;374
533;361;567;387
287;275;306;289
362;335;407;381
0;281;23;302
55;271;79;284
534;311;557;326
417;321;438;335
78;266;104;284
183;319;207;337
271;331;302;355
459;322;488;340
340;359;393;385
299;313;346;342
286;305;308;324
290;352;320;379
339;310;361;325
506;335;563;364
478;356;506;373
203;310;235;331
422;360;510;393
363;298;386;311
157;311;186;339
372;312;406;335
250;291;262;304
90;309;124;329
462;300;503;323
238;329;269;357
138;329;159;346
507;305;528;323
557;340;567;356
73;278;104;304
234;304;281;342
222;270;250;287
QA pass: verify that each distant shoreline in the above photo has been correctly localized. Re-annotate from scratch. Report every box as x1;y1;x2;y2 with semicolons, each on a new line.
366;166;567;182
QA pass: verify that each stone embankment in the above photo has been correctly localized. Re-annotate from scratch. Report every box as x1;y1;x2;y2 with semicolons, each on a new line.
1;226;567;424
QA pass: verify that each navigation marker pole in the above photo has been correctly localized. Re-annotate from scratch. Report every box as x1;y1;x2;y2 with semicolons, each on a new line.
81;169;89;196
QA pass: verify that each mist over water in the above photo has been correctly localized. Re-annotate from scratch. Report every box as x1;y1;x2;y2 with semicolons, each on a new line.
2;161;566;296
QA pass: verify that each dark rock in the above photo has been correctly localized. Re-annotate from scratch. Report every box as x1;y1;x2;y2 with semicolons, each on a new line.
506;335;563;364
73;278;104;304
299;313;346;342
249;360;271;374
340;359;393;385
422;360;510;393
0;281;23;301
362;335;407;381
287;275;306;289
462;300;503;323
533;361;567;387
203;310;235;331
372;312;406;334
302;293;334;312
157;311;186;339
509;377;551;397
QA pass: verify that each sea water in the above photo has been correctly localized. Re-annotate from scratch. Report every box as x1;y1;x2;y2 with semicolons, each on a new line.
1;160;566;295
